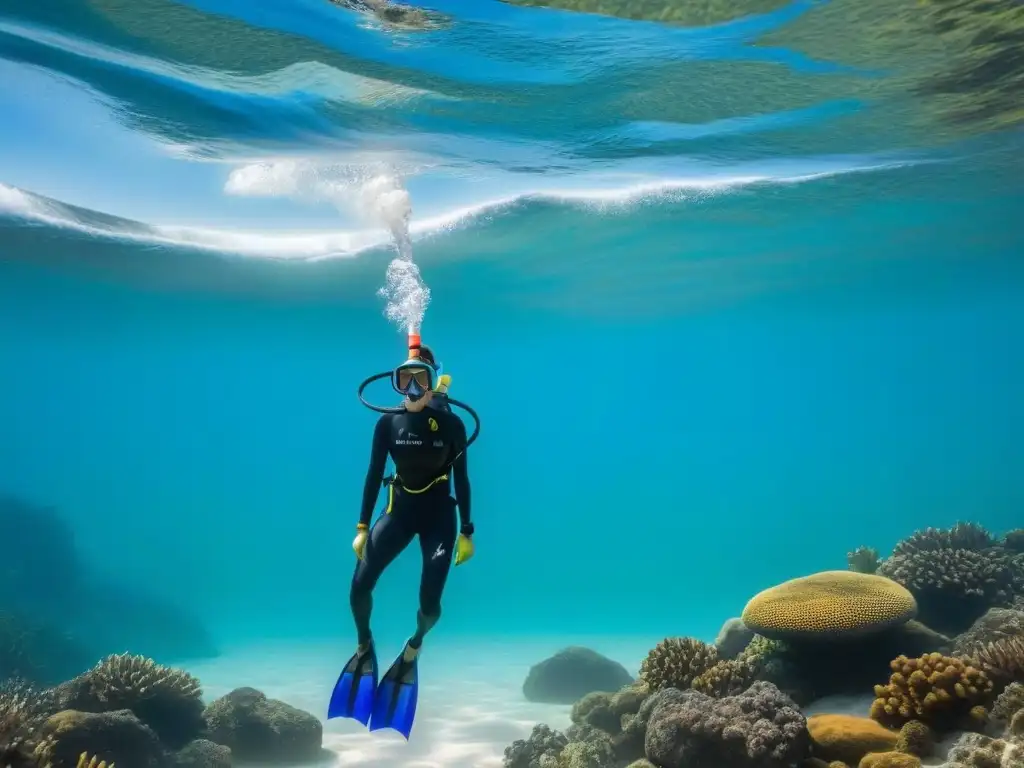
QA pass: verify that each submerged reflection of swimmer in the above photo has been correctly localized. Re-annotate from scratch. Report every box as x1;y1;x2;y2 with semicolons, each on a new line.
326;339;479;739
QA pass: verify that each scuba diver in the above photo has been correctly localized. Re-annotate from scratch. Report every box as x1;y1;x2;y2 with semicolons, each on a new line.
327;336;479;740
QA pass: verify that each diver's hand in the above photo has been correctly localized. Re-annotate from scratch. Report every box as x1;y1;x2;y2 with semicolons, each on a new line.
353;528;369;560
454;533;475;566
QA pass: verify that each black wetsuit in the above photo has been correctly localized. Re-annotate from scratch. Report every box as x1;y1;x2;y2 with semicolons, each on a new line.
350;402;471;649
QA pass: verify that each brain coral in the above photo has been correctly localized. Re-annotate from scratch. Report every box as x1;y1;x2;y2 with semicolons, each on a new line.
638;637;718;692
870;653;994;731
741;571;918;641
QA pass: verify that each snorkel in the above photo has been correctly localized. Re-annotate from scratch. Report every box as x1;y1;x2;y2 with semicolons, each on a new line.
356;330;480;448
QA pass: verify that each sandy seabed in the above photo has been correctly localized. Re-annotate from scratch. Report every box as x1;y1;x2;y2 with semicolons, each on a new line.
182;637;658;768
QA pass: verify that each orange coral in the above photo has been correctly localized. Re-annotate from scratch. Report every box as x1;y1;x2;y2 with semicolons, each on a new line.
807;714;900;764
741;571;917;641
870;653;994;731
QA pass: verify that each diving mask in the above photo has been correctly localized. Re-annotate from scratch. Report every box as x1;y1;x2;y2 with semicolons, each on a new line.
393;358;442;400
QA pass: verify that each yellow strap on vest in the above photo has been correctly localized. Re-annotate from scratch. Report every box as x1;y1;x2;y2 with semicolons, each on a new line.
400;473;449;494
385;473;449;514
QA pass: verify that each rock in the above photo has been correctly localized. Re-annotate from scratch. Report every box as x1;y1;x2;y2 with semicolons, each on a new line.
174;740;231;768
35;709;166;768
523;647;633;704
203;687;322;763
715;617;755;660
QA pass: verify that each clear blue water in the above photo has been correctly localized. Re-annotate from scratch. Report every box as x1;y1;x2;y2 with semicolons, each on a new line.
1;0;1023;701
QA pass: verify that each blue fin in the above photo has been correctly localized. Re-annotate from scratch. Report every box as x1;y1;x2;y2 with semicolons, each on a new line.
368;647;419;739
327;646;378;726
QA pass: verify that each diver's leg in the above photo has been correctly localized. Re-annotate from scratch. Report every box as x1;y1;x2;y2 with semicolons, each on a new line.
408;497;457;652
350;510;414;647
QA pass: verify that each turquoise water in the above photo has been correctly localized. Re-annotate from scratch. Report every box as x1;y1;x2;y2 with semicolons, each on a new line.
1;0;1023;764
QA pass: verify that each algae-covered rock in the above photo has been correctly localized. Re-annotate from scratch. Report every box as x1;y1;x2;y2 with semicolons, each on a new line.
203;687;322;763
524;647;633;704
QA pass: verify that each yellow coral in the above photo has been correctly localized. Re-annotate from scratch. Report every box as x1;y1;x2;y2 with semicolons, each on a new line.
76;753;115;768
858;752;921;768
807;714;900;764
638;637;718;692
893;720;932;757
869;653;995;730
692;658;760;697
741;571;917;641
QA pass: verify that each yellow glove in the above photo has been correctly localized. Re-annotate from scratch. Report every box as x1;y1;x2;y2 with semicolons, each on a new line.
454;533;475;566
353;527;369;560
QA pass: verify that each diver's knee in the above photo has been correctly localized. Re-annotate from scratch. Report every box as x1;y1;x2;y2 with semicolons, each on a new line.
418;605;441;626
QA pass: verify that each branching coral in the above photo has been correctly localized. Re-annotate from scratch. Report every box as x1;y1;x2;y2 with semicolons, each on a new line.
637;637;718;692
878;524;1024;635
892;523;996;556
0;678;57;768
76;753;115;768
877;548;1023;634
971;635;1024;685
870;653;994;731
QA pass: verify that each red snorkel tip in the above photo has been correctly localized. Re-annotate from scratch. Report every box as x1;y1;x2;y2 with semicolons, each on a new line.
407;331;422;358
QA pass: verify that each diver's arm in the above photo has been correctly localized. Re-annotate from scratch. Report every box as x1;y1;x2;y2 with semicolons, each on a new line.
358;415;390;527
451;416;472;530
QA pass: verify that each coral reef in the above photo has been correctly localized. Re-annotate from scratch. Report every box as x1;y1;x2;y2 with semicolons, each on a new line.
505;521;1024;768
524;647;634;704
876;524;1024;635
1;653;323;768
741;571;918;642
638;637;718;692
870;653;994;731
644;681;810;768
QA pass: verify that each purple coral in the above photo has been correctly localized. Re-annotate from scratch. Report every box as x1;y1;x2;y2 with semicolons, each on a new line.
644;681;809;768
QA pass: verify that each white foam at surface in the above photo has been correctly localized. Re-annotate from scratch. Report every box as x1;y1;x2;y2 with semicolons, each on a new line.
180;638;653;768
0;157;914;262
